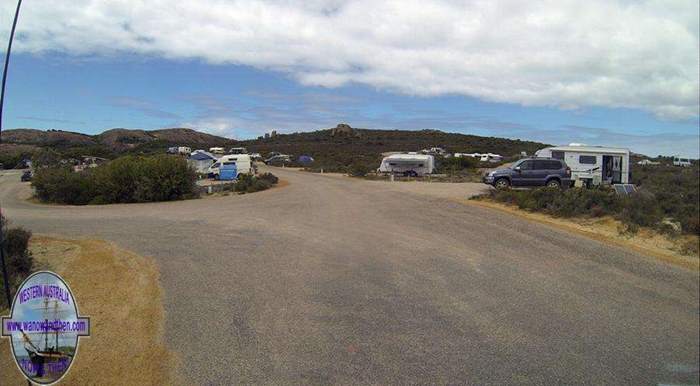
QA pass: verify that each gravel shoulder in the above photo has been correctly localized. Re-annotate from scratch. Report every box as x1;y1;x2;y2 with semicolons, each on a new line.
0;236;181;385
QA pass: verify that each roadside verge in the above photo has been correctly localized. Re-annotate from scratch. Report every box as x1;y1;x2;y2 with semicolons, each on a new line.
464;199;699;271
0;236;182;385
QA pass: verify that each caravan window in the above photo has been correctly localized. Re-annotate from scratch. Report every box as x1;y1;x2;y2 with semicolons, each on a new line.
551;151;564;160
579;155;597;164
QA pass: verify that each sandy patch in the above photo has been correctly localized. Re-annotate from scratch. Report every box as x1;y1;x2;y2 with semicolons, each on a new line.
466;199;699;271
0;236;182;385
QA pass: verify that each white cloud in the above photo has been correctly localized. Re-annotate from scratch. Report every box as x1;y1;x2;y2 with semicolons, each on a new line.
2;0;698;119
183;117;241;138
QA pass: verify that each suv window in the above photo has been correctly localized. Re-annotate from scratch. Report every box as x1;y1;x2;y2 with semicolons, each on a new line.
579;155;596;164
545;160;562;169
519;160;534;170
533;160;560;170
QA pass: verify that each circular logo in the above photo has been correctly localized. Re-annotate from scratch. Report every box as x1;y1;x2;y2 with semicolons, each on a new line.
2;271;90;385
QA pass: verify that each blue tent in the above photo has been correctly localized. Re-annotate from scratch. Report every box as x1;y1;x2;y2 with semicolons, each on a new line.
298;155;314;164
219;164;238;180
188;152;216;161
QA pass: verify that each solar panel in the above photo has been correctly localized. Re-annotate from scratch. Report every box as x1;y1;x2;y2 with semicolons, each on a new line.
613;184;637;195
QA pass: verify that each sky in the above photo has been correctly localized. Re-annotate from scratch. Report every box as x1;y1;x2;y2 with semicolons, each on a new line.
0;0;698;157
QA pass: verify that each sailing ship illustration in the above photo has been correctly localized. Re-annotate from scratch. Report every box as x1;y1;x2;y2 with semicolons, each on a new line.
18;297;74;379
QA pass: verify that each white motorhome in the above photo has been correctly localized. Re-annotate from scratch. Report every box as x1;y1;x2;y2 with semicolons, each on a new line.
168;146;191;155
378;153;435;176
207;154;254;178
209;147;225;154
673;156;692;167
535;145;630;185
229;147;248;155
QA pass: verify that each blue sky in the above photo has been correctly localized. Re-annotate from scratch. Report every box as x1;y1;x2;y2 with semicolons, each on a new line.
1;1;698;157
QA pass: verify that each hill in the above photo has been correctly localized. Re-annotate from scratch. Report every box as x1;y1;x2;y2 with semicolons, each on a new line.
97;128;232;150
240;124;548;171
3;128;97;146
1;125;548;171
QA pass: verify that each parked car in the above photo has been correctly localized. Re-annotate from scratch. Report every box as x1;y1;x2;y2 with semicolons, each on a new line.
21;170;32;182
264;154;291;165
483;157;571;189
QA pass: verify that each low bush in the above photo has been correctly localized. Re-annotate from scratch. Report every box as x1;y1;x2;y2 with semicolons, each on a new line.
348;162;371;177
0;215;33;305
234;173;278;194
258;172;279;185
480;186;681;235
436;156;478;174
631;164;699;234
32;155;198;205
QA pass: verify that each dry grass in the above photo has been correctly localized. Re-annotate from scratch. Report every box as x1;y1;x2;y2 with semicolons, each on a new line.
466;199;700;271
0;236;182;385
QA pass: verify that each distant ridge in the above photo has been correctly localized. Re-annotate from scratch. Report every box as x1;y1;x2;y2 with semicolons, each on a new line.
3;127;234;150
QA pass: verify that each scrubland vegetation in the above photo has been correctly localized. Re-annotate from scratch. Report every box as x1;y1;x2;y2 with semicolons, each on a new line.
0;215;33;305
231;172;279;193
476;163;699;241
32;155;198;205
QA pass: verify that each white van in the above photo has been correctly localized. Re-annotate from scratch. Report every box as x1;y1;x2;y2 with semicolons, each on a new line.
673;156;692;167
208;154;254;179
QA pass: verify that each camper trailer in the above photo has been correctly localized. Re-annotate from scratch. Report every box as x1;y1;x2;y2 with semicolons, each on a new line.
378;153;435;177
207;154;254;179
454;153;503;163
229;147;248;155
673;156;692;167
535;145;630;186
209;147;225;154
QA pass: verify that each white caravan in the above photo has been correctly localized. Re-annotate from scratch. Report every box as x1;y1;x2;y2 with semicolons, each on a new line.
454;152;503;162
378;153;435;176
673;156;692;167
207;154;254;178
209;147;225;154
535;145;630;185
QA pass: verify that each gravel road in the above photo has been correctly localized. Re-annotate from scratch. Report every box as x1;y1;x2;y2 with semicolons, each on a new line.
1;168;698;385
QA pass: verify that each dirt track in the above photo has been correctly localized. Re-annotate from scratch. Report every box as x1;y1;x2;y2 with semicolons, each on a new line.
0;167;698;384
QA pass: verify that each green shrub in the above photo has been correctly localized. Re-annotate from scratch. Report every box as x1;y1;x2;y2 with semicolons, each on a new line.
32;155;197;204
32;167;96;205
258;172;279;185
233;173;277;194
348;162;371;177
482;186;679;235
437;156;478;174
0;215;33;304
631;164;699;234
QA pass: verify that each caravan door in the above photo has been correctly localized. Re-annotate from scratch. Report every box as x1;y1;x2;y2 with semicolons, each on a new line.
602;155;623;184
